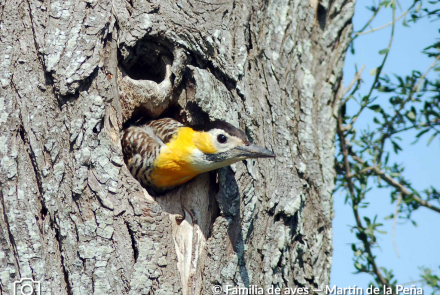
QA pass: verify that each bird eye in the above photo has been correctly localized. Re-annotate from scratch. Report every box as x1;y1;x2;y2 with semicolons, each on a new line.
217;134;227;144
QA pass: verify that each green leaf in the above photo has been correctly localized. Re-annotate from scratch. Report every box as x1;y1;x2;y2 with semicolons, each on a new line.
369;105;382;112
381;0;392;8
391;140;402;154
434;66;440;72
380;0;391;7
364;216;371;225
377;85;394;92
370;67;378;76
427;132;438;146
379;48;389;55
406;111;416;122
416;129;430;138
402;17;409;27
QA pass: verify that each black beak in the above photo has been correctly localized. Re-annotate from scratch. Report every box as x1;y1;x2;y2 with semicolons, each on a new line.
235;144;276;159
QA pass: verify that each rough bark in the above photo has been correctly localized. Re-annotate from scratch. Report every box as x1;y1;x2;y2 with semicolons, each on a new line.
0;0;354;294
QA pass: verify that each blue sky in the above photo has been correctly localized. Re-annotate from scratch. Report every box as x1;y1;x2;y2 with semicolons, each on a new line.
331;0;440;292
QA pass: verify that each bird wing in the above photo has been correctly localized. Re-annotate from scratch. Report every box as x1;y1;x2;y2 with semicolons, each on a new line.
145;118;183;144
121;118;184;190
121;125;162;176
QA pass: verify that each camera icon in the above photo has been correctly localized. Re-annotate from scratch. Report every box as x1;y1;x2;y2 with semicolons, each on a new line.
13;278;40;295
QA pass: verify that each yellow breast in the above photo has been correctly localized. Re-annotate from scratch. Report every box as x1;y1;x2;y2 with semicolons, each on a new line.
149;127;216;188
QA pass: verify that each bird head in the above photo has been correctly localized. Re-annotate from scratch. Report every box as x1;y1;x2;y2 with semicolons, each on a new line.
189;120;276;172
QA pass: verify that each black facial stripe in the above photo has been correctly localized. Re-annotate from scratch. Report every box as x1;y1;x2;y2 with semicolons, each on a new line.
203;151;232;163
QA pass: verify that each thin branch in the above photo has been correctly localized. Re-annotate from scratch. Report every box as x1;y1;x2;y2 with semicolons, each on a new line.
351;155;440;214
392;194;401;258
412;54;440;93
334;65;367;116
351;5;396;126
352;6;382;41
343;65;366;98
396;121;440;134
355;5;413;36
372;118;440;138
337;114;389;288
373;13;439;162
347;166;376;179
400;279;425;286
389;54;439;126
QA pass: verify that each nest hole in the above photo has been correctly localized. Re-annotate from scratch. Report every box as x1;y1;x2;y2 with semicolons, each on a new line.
121;41;173;83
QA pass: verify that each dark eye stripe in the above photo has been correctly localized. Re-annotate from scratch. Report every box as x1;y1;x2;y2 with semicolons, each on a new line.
217;134;227;144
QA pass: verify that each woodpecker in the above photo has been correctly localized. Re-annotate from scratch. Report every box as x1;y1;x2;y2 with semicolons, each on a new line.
122;118;275;193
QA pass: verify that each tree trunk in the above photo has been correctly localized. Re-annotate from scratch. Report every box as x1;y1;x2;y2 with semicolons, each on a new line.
0;0;354;294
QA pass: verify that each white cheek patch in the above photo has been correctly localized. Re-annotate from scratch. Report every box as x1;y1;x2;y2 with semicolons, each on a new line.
190;149;217;171
209;129;243;152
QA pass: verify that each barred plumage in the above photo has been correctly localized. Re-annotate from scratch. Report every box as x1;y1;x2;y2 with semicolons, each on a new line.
121;118;183;191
